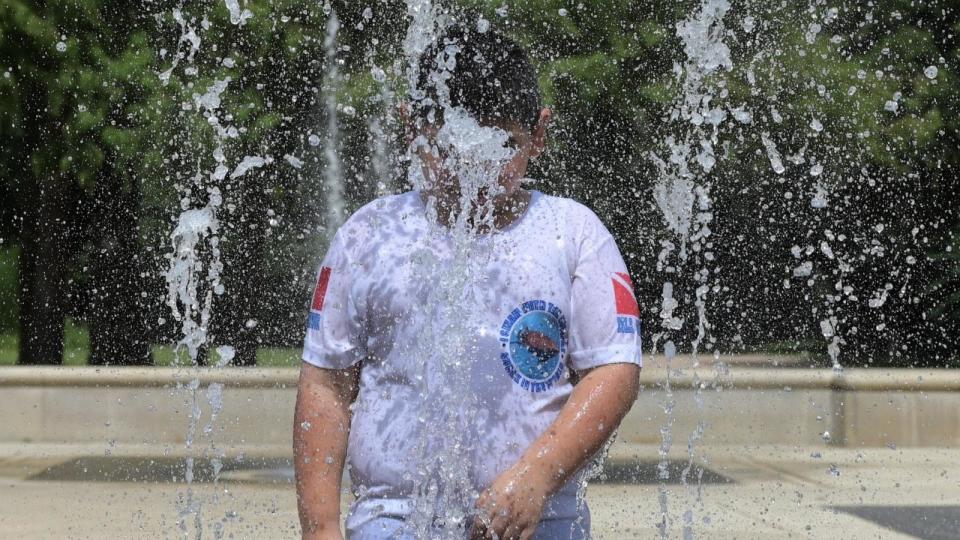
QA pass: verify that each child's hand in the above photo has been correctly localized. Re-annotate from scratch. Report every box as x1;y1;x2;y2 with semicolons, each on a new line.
469;461;551;540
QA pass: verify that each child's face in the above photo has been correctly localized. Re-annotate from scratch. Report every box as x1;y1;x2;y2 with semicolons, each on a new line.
412;108;551;204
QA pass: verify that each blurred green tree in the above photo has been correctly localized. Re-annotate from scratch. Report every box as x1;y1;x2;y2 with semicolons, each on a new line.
0;1;164;364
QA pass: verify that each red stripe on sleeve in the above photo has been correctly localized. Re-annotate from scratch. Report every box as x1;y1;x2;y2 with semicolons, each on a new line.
311;267;332;311
613;273;640;317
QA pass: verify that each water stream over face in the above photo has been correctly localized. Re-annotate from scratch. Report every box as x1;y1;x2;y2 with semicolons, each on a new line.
401;13;522;534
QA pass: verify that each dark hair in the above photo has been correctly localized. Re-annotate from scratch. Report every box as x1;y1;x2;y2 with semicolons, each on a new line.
414;24;542;131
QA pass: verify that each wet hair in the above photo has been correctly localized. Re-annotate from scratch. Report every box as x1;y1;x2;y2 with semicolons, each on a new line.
414;24;542;131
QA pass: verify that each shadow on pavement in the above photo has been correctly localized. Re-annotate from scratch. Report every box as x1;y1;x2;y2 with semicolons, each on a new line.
28;456;735;486
833;505;960;540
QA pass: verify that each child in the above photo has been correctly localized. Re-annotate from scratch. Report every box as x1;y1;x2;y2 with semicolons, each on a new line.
294;24;641;540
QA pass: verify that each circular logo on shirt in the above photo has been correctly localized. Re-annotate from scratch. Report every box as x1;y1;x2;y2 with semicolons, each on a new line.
498;300;567;393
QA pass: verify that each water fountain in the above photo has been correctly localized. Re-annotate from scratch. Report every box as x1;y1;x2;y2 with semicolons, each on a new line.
322;9;346;237
3;1;960;540
138;1;958;538
160;4;264;536
649;1;731;536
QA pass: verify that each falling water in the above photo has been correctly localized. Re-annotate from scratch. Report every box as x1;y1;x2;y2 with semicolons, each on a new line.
322;9;345;236
367;69;396;198
159;2;263;536
650;0;733;536
404;96;518;540
396;5;530;535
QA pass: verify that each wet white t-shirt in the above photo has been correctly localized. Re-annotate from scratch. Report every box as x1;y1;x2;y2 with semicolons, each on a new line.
302;190;642;531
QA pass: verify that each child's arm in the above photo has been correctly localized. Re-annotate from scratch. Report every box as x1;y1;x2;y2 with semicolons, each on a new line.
471;362;640;540
294;362;360;540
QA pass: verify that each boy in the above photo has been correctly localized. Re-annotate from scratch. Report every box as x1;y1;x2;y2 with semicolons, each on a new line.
294;24;641;540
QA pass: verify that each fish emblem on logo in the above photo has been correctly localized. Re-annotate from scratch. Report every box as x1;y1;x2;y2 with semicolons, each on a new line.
499;300;567;393
517;330;560;363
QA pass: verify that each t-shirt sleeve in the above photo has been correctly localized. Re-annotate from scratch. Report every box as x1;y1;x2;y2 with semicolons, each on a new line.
302;231;366;369
567;212;643;373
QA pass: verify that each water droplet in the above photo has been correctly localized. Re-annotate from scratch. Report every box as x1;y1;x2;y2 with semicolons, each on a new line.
924;65;938;79
793;261;813;277
284;154;304;169
558;8;569;16
810;163;823;176
731;106;752;124
811;184;829;208
761;133;785;174
476;16;490;33
308;134;321;146
56;41;67;52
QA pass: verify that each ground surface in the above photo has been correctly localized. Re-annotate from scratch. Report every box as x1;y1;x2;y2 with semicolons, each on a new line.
0;442;957;539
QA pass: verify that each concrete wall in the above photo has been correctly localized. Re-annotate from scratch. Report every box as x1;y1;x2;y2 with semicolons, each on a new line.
2;367;958;448
617;387;960;448
0;385;296;447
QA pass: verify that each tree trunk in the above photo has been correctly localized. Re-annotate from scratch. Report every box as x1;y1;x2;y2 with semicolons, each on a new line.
17;180;69;365
214;182;267;366
88;160;153;366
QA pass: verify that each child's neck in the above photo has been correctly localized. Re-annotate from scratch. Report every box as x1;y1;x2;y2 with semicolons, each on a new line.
424;188;532;233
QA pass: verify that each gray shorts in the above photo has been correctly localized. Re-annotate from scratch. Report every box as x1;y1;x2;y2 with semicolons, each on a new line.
346;512;591;540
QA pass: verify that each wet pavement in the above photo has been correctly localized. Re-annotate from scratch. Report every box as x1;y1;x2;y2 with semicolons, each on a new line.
1;442;957;538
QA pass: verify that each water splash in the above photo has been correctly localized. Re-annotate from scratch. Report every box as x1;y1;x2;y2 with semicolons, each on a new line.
397;8;525;535
223;0;252;26
650;0;733;536
322;10;345;238
159;4;249;536
367;65;396;198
